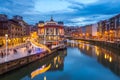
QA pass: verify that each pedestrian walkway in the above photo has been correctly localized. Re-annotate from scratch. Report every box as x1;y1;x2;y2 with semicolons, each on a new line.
0;39;62;64
0;43;46;64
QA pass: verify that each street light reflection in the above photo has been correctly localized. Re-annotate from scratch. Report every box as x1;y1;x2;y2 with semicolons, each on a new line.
31;64;51;79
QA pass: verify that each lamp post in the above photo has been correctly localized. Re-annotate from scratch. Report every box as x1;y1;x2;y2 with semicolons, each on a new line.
44;29;46;44
5;34;8;62
44;34;46;44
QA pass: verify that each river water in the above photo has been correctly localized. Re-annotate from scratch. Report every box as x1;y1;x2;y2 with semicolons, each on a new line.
0;40;120;80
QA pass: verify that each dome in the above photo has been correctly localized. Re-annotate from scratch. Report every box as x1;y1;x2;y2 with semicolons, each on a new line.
50;16;54;22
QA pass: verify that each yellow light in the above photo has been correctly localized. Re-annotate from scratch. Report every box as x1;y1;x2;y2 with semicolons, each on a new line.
54;57;57;64
58;56;60;63
79;44;81;48
5;34;8;37
56;64;58;68
107;55;109;58
86;33;89;37
105;31;108;34
41;29;44;34
95;46;99;56
48;36;51;40
109;30;113;33
8;39;11;42
96;51;99;56
104;54;107;59
86;45;89;51
31;32;38;39
31;64;51;79
109;57;112;62
23;38;26;41
30;39;51;53
82;44;85;49
44;76;46;80
38;24;44;27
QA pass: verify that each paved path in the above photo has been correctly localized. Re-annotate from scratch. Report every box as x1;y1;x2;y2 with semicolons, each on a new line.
0;43;61;64
0;44;46;64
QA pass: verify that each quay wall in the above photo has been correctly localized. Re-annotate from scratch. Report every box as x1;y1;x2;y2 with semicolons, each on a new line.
72;38;120;50
0;47;61;75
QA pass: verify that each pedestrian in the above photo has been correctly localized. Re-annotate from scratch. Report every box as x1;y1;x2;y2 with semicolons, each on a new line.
1;51;4;58
14;49;17;54
28;49;31;54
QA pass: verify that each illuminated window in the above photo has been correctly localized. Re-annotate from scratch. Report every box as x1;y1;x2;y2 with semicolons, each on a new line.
41;29;44;34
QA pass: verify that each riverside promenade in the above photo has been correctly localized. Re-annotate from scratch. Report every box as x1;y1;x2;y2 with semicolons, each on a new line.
0;42;45;64
0;41;65;75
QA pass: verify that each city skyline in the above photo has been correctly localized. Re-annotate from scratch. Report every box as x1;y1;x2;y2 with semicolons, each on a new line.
0;0;120;26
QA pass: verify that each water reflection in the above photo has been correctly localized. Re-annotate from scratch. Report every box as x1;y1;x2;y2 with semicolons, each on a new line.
68;40;120;76
29;49;67;80
31;64;51;79
0;41;120;80
0;49;67;80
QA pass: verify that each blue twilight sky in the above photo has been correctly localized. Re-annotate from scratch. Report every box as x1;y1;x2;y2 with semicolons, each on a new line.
0;0;120;26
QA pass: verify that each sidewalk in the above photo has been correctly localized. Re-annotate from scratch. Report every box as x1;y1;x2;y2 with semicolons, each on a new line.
0;41;62;64
0;44;46;64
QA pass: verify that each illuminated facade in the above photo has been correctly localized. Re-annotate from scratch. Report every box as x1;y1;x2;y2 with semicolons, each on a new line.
97;14;120;41
113;14;120;41
71;25;97;39
0;14;30;46
38;17;64;45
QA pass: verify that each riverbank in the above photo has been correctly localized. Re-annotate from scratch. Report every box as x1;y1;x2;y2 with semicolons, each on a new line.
0;44;66;75
72;38;120;50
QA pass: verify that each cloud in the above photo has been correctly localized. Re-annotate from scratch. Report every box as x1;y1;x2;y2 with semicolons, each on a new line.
64;0;99;4
34;0;71;13
69;14;115;26
67;0;120;16
61;0;120;26
0;0;34;15
0;7;11;13
0;0;120;26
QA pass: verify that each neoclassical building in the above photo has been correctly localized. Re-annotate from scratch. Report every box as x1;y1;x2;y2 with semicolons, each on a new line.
38;17;64;45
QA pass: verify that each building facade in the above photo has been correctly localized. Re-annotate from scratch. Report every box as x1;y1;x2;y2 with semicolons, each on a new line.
97;14;120;41
0;14;30;47
92;23;98;38
0;14;8;46
38;17;64;45
112;14;120;41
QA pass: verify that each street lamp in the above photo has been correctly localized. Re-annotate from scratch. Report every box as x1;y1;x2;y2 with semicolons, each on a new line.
5;34;8;62
44;34;46;44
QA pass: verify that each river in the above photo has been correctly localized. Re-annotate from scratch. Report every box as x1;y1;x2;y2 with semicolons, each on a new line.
0;40;120;80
